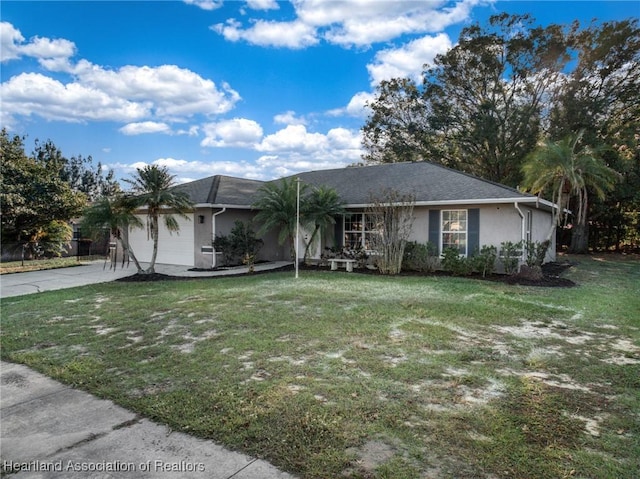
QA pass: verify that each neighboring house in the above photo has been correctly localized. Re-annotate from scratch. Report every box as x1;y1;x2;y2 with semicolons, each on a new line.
127;162;557;268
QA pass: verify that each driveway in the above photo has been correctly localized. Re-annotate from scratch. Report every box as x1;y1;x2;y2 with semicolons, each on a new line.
0;261;135;298
0;261;293;298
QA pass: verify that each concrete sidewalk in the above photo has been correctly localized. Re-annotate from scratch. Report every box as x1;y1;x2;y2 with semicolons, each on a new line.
0;260;293;298
1;362;294;478
1;261;296;478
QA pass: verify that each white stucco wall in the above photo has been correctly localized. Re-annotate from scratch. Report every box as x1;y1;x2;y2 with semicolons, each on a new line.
128;214;195;266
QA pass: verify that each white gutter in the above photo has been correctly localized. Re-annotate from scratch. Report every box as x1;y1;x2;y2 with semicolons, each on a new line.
514;202;526;262
194;203;253;209
211;207;227;268
342;197;556;209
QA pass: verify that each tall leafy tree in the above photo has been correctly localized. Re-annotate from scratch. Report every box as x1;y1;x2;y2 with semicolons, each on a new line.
0;129;86;253
124;165;194;274
363;14;570;186
80;195;145;272
33;139;120;200
302;185;346;262
522;131;619;253
252;178;308;260
550;19;640;250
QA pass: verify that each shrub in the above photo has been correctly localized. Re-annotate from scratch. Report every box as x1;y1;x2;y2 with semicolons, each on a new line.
213;221;263;267
500;241;522;275
523;240;549;267
402;241;438;272
471;245;497;277
441;247;473;276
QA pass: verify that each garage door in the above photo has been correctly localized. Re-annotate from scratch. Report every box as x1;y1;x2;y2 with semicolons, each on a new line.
128;214;194;266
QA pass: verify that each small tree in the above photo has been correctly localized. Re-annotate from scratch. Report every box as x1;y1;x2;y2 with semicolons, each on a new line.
366;189;415;275
213;220;263;267
124;165;194;274
302;185;345;264
81;195;144;272
402;241;438;272
253;178;307;260
500;241;522;275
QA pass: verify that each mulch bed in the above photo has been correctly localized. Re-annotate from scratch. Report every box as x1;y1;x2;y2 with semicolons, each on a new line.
115;261;576;288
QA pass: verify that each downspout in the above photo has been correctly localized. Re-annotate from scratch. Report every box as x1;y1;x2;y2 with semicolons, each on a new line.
212;207;226;268
514;202;525;265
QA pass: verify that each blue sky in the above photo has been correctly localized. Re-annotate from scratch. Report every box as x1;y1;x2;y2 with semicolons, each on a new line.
2;1;638;184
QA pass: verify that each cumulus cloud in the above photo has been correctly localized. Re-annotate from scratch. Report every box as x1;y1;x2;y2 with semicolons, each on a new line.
212;19;318;49
245;0;279;10
1;22;241;128
108;113;363;182
211;0;485;49
201;118;264;147
367;33;453;85
255;125;363;174
327;91;374;118
183;0;223;11
273;110;307;125
110;157;266;180
119;121;172;136
1;73;149;122
1;21;76;66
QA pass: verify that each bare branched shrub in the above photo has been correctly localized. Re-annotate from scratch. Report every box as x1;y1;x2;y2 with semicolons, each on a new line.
366;189;415;275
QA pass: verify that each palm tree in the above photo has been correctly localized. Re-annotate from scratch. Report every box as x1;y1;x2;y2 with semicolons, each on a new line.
302;185;345;263
522;130;618;253
124;165;193;273
252;178;308;260
80;195;145;273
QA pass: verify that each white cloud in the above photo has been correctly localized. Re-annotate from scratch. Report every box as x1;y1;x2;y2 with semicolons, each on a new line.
201;118;264;147
327;91;374;118
212;19;318;49
245;0;279;10
1;22;241;128
1;73;149;122
273;110;307;125
1;22;25;62
109;123;363;181
183;0;223;11
1;22;76;65
257;124;327;152
69;61;241;118
367;33;453;85
211;0;485;49
119;121;172;136
110;158;266;180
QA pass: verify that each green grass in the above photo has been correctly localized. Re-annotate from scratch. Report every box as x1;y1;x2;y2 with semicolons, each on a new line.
0;257;90;274
2;255;639;478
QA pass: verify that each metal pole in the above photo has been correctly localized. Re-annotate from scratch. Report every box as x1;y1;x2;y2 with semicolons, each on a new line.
295;177;300;279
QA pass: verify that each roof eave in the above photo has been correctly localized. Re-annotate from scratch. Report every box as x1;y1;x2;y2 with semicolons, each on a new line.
342;197;555;209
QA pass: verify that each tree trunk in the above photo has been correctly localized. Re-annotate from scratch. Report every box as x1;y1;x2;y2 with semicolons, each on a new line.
569;223;589;253
146;215;159;274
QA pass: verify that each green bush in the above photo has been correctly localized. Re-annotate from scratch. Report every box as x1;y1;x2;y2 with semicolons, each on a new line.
402;241;438;272
500;241;522;275
523;240;549;267
213;221;263;267
471;245;497;277
441;247;473;276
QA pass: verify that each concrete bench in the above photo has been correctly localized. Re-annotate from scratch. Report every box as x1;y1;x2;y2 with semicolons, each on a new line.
329;258;356;272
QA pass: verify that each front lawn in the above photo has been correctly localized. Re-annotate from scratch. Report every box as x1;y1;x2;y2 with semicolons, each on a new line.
1;255;639;478
0;257;84;274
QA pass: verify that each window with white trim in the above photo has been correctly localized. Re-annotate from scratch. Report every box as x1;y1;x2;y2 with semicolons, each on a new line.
442;209;467;256
343;213;380;250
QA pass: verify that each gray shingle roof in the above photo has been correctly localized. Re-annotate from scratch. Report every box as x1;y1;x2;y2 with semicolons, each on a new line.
292;162;536;206
173;162;537;207
173;175;264;206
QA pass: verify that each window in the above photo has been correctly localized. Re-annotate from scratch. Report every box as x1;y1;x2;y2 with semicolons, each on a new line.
442;210;467;255
343;213;381;250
